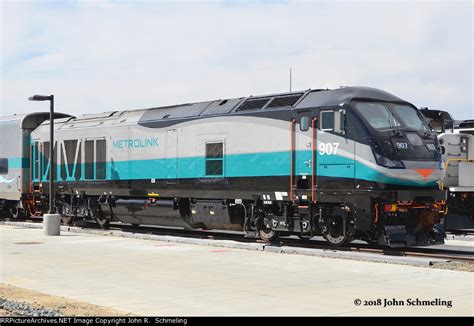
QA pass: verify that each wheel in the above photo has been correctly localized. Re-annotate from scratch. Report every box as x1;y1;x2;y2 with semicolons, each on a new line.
322;217;351;247
90;205;111;229
258;227;279;242
61;215;74;225
323;232;350;247
58;203;74;225
10;205;23;219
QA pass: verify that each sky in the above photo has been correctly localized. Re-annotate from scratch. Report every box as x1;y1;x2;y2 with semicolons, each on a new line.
1;0;473;119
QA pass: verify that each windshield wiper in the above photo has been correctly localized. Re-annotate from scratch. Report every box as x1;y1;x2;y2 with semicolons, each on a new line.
420;121;431;137
387;105;401;136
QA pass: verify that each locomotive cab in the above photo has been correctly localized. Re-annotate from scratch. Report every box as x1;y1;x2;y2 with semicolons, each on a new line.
298;98;445;246
290;89;446;246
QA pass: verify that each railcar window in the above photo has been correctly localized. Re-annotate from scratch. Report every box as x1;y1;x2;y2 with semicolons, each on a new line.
96;139;106;180
75;144;82;180
205;142;223;176
84;140;95;180
41;142;57;180
43;142;49;179
60;145;67;180
42;142;48;180
52;142;57;180
63;140;81;180
33;142;39;180
0;158;8;174
321;111;334;131
84;139;106;180
300;116;309;131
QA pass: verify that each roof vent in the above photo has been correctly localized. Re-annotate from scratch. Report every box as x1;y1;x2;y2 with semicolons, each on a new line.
459;120;474;128
266;94;303;109
236;98;271;111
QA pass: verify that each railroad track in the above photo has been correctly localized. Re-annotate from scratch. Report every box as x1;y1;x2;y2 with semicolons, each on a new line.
2;216;472;264
446;229;474;236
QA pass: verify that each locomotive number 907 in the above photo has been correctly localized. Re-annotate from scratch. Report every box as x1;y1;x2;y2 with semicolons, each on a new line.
318;142;339;155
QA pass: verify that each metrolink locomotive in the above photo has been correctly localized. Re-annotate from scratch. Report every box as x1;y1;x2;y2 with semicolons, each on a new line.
0;87;447;246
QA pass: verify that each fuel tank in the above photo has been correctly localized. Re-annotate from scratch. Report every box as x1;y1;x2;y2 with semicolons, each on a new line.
110;199;192;228
108;198;244;231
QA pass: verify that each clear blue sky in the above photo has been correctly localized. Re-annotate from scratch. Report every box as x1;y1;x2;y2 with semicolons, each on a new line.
1;0;473;119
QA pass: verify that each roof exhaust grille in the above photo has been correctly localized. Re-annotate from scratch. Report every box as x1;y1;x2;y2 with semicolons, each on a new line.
236;98;271;111
266;94;303;109
459;120;474;128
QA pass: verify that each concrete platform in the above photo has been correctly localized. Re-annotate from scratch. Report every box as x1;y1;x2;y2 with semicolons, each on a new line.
0;225;473;316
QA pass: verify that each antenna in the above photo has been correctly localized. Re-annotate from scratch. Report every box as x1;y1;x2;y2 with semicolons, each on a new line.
289;67;292;92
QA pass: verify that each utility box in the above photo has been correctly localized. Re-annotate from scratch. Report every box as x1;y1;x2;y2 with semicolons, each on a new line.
468;134;474;160
459;162;474;187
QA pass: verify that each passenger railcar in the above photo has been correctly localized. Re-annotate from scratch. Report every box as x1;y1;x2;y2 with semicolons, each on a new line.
2;87;447;246
0;112;72;217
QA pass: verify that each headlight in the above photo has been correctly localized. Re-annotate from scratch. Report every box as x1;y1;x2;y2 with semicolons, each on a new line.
374;152;405;169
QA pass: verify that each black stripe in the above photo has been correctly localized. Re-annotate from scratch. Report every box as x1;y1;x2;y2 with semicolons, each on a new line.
47;176;442;201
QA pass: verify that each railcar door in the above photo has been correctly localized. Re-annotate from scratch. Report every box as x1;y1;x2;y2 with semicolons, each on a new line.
293;111;316;198
316;109;355;189
166;129;178;181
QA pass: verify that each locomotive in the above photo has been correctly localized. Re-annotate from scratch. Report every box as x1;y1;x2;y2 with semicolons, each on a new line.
0;87;447;246
420;108;474;231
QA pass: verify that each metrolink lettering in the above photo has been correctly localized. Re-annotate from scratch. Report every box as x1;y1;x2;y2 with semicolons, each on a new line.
113;138;159;149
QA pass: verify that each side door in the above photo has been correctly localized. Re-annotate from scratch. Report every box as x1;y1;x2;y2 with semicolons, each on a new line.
294;111;316;193
317;108;355;189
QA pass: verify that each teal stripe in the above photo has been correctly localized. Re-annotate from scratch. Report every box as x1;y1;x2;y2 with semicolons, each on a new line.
23;151;439;187
7;157;29;169
108;152;292;180
106;151;439;187
227;152;289;177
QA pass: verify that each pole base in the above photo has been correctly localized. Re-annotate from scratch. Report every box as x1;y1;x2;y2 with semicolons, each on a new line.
43;214;61;236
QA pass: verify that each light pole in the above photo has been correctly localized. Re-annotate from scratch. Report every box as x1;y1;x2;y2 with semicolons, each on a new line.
28;94;55;213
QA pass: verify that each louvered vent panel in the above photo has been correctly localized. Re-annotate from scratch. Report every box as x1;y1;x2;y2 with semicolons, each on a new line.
236;98;270;111
459;120;474;128
266;94;303;109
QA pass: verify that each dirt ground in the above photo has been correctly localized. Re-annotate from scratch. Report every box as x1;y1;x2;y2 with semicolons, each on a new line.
0;308;13;316
0;283;131;316
430;261;474;272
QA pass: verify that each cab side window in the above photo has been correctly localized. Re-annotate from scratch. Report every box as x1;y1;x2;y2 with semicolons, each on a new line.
320;111;334;131
300;115;309;131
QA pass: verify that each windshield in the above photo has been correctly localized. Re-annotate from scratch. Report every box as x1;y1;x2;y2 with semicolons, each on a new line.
392;104;429;132
354;101;429;133
353;102;400;131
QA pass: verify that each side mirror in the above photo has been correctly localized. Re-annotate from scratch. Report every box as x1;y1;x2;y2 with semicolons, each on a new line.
443;121;454;133
334;109;346;134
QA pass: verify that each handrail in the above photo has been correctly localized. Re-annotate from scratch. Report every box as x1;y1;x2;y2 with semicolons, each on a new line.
312;117;317;203
290;119;296;201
